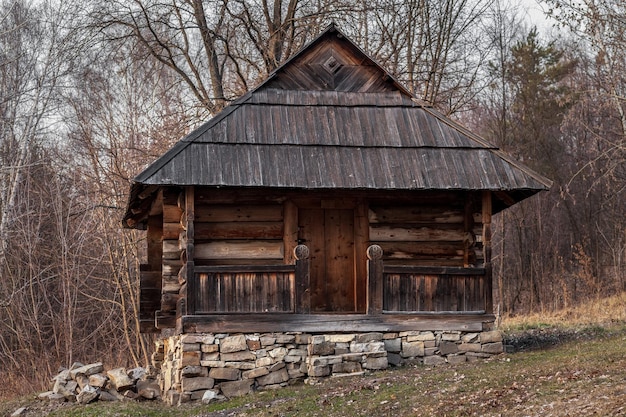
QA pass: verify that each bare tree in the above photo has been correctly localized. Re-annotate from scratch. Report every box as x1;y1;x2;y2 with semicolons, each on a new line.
348;0;492;114
87;0;362;114
546;0;626;292
0;0;168;395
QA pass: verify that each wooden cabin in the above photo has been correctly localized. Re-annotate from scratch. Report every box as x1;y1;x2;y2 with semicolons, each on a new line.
123;25;551;338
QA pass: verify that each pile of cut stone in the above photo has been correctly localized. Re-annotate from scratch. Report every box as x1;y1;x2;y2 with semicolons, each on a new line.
38;362;160;404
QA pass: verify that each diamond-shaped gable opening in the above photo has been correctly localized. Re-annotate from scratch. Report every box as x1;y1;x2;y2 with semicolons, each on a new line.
322;55;342;74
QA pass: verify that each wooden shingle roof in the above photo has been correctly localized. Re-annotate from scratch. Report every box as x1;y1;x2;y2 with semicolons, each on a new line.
124;25;551;227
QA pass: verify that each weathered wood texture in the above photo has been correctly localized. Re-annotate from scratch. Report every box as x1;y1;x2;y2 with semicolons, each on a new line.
367;245;384;315
191;248;310;315
354;201;369;312
139;266;161;333
299;208;356;312
294;245;311;314
383;270;486;312
369;200;482;267
183;313;494;334
149;189;494;328
124;28;551;230
196;269;295;313
194;202;285;265
145;145;547;197
482;191;493;314
184;187;196;315
128;20;551;335
265;36;399;93
140;214;164;331
159;189;183;319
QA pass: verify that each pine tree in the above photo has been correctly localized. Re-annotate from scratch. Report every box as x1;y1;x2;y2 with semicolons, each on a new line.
505;28;577;178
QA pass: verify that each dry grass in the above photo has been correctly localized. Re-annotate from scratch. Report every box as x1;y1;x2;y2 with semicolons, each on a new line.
6;329;622;417
500;291;626;331
3;292;626;417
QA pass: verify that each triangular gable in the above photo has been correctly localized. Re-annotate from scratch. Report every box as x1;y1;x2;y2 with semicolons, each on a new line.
260;24;415;97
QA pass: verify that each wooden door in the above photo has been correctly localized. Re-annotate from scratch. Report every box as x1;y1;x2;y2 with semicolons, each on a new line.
298;208;356;312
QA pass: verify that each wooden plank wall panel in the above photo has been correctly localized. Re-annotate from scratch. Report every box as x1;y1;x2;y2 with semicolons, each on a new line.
283;201;298;265
382;273;486;312
197;272;294;313
142;213;163;331
354;201;369;313
195;241;284;260
299;208;327;311
369;201;482;267
194;201;285;265
195;205;282;223
195;222;283;239
324;209;356;312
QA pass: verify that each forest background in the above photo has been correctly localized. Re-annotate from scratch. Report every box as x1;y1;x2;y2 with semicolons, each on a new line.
0;0;624;398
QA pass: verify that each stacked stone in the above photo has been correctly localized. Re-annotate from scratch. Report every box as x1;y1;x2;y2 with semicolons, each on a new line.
156;329;504;404
38;362;160;405
383;330;504;366
159;333;311;405
306;333;388;381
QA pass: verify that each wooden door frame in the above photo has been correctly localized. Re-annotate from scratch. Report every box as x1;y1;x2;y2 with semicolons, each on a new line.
288;197;368;313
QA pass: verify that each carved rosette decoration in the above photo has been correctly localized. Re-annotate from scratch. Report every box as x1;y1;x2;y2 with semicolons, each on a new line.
294;244;310;260
366;244;383;260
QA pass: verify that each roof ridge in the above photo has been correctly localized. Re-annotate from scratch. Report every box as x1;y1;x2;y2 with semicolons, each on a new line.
183;141;497;150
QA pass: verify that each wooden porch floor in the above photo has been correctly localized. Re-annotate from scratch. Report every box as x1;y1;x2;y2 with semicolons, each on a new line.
180;313;495;334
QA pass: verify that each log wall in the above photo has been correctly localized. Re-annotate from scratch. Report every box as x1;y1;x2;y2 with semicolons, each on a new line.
193;199;285;265
368;194;483;267
144;188;491;328
160;188;184;325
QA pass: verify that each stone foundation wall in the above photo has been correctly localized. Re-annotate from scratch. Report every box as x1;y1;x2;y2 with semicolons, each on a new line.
153;330;504;405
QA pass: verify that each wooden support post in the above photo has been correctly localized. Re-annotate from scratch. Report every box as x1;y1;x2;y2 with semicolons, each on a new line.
283;200;298;265
482;191;493;314
354;200;369;313
294;245;310;314
367;245;383;315
185;187;196;316
463;195;474;267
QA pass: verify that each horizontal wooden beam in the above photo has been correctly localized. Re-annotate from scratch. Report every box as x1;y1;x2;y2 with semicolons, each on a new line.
195;241;284;260
383;266;486;275
156;310;177;329
194;204;283;223
195;265;296;274
195;221;283;240
182;313;494;333
370;225;469;242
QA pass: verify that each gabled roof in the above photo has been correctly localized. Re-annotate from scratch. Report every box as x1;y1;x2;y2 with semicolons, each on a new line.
123;24;551;228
